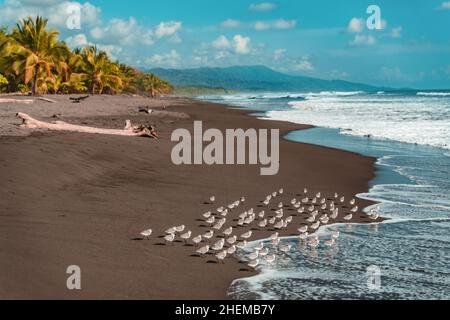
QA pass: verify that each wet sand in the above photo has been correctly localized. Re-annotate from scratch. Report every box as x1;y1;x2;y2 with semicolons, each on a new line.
0;95;379;299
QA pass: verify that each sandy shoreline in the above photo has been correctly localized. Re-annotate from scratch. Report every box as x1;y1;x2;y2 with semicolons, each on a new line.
0;94;380;299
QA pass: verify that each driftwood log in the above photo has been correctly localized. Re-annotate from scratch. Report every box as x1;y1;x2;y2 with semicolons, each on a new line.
16;112;158;138
0;99;34;104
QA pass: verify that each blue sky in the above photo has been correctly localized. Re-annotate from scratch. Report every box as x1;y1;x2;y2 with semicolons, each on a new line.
1;0;449;88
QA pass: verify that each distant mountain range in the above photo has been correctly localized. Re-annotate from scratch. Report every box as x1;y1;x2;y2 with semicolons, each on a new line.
148;65;384;92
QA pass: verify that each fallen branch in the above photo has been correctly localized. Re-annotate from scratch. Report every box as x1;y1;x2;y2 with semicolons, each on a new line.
16;112;158;138
0;98;34;104
37;97;57;103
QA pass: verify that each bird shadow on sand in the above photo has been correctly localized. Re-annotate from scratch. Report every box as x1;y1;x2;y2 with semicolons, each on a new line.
131;237;144;241
153;243;166;246
206;260;218;264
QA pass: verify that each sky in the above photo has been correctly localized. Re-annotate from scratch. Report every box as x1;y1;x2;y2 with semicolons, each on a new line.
0;0;449;89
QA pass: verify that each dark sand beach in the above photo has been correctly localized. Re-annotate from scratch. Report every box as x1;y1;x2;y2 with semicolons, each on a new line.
0;95;379;299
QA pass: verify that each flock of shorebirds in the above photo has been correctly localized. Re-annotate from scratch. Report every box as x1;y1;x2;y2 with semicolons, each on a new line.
139;188;380;270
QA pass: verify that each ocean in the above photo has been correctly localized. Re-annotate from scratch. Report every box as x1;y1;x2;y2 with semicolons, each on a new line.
199;90;450;300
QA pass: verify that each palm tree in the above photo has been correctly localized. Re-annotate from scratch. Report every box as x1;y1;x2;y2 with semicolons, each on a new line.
0;16;68;95
78;46;123;94
138;73;174;98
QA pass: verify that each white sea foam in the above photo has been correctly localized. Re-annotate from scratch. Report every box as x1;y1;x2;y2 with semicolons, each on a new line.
417;92;450;97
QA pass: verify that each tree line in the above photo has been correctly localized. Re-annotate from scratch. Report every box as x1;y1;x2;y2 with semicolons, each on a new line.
0;16;174;97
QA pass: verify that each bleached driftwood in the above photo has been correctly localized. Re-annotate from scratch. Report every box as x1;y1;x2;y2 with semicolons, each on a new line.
16;112;158;138
0;99;34;104
37;97;57;103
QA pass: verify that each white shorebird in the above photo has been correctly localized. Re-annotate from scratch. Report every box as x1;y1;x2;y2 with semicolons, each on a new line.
334;193;339;199
203;211;212;219
180;231;192;242
285;216;293;224
212;239;225;251
240;196;246;203
173;225;186;236
310;221;320;230
278;202;283;209
227;235;237;245
248;250;259;260
351;206;359;213
330;208;339;220
240;231;252;239
344;213;353;221
304;188;308;194
275;210;284;219
248;259;259;269
265;254;276;264
370;213;380;220
236;241;248;249
221;209;228;217
192;235;202;245
263;199;270;206
237;218;245;227
332;231;340;239
324;239;336;247
223;226;233;236
215;250;227;263
291;198;297;205
259;247;269;257
298;225;308;234
279;243;292;253
294;202;301;209
239;212;248;220
271;238;280;247
309;236;320;248
299;232;309;240
165;227;176;234
255;242;264;251
302;197;309;204
258;219;267;228
321;198;326;204
210;196;216;204
227;245;237;255
316;192;321;198
279;188;284;195
140;229;152;240
203;230;214;240
217;206;224;213
306;215;316;223
213;222;224;230
269;232;279;240
268;217;276;225
164;233;175;244
206;216;216;225
312;198;317;204
308;205;315;212
340;196;345;203
258;211;265;219
196;245;209;256
298;207;305;214
350;198;356;205
272;192;278;197
274;220;284;230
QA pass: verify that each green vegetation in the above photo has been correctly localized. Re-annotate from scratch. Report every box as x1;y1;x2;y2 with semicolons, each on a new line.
174;86;234;96
0;16;174;96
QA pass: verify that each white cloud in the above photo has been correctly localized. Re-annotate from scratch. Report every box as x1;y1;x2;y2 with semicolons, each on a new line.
441;2;450;9
65;33;89;47
294;56;314;72
254;19;297;31
347;18;364;33
146;49;180;67
391;26;402;38
350;34;376;46
221;19;241;28
233;35;251;54
154;21;182;39
212;35;231;49
249;2;276;12
273;48;286;60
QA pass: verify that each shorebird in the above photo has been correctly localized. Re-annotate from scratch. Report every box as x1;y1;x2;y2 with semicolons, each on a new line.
192;235;202;245
271;238;281;247
248;250;259;260
164;233;175;244
221;209;228;217
304;188;308;194
203;211;212;219
299;232;309;240
223;227;233;236
309;236;320;248
217;206;224;213
175;225;185;233
240;231;252;239
334;193;339;199
275;210;284;219
210;196;216;204
316;192;321;199
330;208;339;220
310;221;320;230
263;199;270;206
278;202;283;209
165;227;176;234
206;216;216;225
268;217;276;225
236;241;248;249
212;239;225;251
302;197;309;204
213;222;223;230
269;232;279;240
140;229;152;240
324;239;336;247
196;245;209;256
216;250;227;263
332;231;340;239
308;205;315;212
259;247;269;257
350;198;356;206
258;211;265;219
306;216;316;223
279;244;292;253
248;259;260;269
255;242;264;251
239;212;248;220
294;202;301;209
203;230;214;240
312;198;317;204
227;245;237;255
344;213;353;221
240;196;246;203
265;254;276;264
227;235;237;245
340;196;345;203
370;213;380;220
279;188;284;195
237;218;245;226
180;231;192;242
298;226;308;234
321;204;327;210
285;216;293;224
272;191;278;197
321;198;326;204
274;220;284;230
351;206;359;213
258;219;267;228
291;198;297;205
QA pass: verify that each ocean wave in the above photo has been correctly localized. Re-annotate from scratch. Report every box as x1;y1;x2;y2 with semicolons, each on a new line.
417;92;450;97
